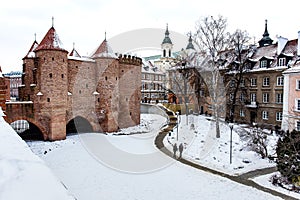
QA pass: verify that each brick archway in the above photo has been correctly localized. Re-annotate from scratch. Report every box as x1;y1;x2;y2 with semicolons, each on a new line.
6;117;48;140
66;116;94;134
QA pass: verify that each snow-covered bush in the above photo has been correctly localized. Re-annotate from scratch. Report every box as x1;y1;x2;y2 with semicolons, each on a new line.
247;126;269;159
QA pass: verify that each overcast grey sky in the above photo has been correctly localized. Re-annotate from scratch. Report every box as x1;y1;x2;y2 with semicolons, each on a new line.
0;0;299;72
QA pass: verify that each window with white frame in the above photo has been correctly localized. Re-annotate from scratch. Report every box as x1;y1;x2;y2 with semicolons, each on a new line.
278;57;286;66
263;77;270;86
296;121;300;131
297;80;300;90
276;112;283;121
276;93;283;104
277;76;284;86
250;78;257;86
263;93;269;103
296;99;300;111
250;93;256;102
260;60;267;68
240;93;245;102
262;111;268;120
240;109;245;117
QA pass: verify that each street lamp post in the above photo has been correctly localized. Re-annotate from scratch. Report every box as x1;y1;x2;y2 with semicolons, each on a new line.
176;111;179;141
229;123;234;164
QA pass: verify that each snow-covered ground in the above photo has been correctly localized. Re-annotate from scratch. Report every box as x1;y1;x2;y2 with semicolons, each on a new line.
26;114;283;200
0;115;74;200
252;172;300;199
164;114;277;175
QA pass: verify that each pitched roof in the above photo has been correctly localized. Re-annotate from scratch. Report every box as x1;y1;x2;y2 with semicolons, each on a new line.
35;26;66;52
69;48;81;58
24;40;39;58
91;39;116;58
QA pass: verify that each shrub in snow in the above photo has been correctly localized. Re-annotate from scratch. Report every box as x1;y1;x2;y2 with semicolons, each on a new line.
247;126;269;159
276;130;300;187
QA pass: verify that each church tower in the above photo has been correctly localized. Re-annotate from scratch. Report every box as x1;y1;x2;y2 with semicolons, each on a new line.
161;24;173;58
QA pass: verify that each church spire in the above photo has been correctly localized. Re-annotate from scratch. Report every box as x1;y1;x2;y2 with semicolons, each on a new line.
186;33;195;50
162;23;172;45
258;19;273;47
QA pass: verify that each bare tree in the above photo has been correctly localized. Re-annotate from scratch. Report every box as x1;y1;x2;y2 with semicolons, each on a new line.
193;15;229;138
225;29;251;123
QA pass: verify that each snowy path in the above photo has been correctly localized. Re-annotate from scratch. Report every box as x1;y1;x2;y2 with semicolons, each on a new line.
27;114;283;200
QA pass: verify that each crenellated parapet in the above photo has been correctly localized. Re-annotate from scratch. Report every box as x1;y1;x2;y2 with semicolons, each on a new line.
118;54;142;66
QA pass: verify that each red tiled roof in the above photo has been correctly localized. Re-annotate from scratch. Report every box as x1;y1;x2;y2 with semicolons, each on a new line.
35;27;66;52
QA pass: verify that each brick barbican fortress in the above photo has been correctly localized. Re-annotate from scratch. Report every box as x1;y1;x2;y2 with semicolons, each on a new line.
0;23;142;141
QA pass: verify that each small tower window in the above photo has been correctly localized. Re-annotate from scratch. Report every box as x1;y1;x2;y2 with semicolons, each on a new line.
47;98;50;102
116;77;118;81
52;57;54;61
49;73;52;78
61;74;64;78
130;112;132;116
169;50;171;57
98;98;100;102
163;49;166;57
79;90;81;94
105;76;108;81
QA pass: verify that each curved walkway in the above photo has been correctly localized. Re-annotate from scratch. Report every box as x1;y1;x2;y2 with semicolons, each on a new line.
154;107;297;200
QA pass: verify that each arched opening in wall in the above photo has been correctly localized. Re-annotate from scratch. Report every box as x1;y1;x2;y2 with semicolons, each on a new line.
66;116;93;134
10;120;44;140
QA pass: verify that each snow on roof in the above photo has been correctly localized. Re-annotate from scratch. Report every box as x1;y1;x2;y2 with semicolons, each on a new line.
91;39;117;59
68;55;95;62
24;40;39;58
69;48;81;58
35;27;66;52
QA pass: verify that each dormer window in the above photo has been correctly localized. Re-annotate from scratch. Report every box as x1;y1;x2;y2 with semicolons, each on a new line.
278;57;286;66
260;60;267;68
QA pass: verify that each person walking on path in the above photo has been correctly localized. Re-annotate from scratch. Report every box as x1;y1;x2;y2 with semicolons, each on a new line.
173;143;178;159
179;143;183;159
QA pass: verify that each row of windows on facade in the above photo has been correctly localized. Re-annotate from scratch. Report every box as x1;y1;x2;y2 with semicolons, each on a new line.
142;74;165;81
259;57;288;68
142;83;165;91
230;92;284;104
238;109;283;121
231;76;284;88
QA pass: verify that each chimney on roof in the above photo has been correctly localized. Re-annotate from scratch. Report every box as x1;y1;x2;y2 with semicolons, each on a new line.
277;36;288;55
298;31;300;56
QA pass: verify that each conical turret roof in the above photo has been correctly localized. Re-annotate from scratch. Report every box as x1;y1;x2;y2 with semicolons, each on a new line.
35;26;66;52
69;43;81;58
91;37;116;58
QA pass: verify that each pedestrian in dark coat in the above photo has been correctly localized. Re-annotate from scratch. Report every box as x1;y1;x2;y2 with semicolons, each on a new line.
179;143;184;159
173;143;178;159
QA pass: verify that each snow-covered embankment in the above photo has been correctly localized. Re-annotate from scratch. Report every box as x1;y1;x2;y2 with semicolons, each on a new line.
0;113;74;200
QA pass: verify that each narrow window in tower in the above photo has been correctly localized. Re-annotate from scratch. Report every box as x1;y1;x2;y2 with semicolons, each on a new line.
163;50;166;57
61;74;64;79
63;59;65;62
169;50;171;57
116;77;118;81
105;76;108;81
49;73;52;78
44;57;46;61
47;98;50;102
79;90;81;94
52;57;54;61
130;112;132;116
98;98;100;102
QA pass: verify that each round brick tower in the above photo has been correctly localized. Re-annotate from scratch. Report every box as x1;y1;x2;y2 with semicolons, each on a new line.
34;25;68;140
